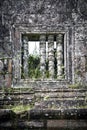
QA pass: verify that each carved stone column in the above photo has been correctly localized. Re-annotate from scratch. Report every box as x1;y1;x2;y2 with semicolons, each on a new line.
56;34;63;79
40;35;46;78
48;35;54;79
23;36;29;78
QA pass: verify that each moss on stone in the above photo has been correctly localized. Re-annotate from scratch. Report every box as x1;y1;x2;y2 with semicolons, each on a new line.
11;105;34;113
68;83;87;89
0;87;34;94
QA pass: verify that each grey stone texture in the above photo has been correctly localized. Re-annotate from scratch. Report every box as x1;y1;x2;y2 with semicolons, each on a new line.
0;108;87;129
40;34;46;78
22;36;29;78
48;35;54;79
56;34;64;79
0;0;87;86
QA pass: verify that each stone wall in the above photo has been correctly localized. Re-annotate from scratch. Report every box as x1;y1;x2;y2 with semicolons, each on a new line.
0;0;87;86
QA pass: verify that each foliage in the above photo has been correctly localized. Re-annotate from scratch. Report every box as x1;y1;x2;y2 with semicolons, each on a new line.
44;95;49;101
28;54;41;79
68;83;87;89
25;48;65;79
11;105;33;113
1;87;14;94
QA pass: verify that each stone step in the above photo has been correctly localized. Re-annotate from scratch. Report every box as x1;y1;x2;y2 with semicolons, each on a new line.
0;120;44;129
0;119;87;129
18;108;87;120
0;88;87;111
0;100;87;108
35;92;86;99
0;97;86;103
0;92;86;99
35;99;87;109
14;80;69;88
0;88;86;97
35;88;87;92
0;91;86;100
0;89;87;108
0;87;86;93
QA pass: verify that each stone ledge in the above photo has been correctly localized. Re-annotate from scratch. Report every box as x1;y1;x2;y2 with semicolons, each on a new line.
0;120;44;129
47;120;87;128
0;109;87;129
17;108;87;120
0;120;87;129
13;80;69;88
0;109;16;123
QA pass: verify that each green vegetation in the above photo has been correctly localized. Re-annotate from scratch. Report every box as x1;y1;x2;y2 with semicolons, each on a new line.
2;87;14;93
28;54;41;79
11;105;33;113
3;104;34;113
0;87;34;93
68;83;80;89
44;95;49;101
68;83;87;89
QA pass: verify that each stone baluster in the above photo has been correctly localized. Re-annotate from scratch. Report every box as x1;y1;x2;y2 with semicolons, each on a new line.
40;35;46;79
48;35;54;79
23;36;29;78
56;34;63;79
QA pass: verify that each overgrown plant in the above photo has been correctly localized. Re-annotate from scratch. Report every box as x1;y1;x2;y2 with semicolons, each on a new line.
28;54;41;79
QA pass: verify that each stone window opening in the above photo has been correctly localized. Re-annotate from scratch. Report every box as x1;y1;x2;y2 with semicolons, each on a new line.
21;33;65;80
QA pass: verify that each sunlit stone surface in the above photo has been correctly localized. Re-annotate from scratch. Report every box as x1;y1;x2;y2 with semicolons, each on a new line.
56;34;64;79
48;35;54;79
40;35;46;78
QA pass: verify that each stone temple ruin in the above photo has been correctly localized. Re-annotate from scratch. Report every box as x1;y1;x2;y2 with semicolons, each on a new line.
0;0;87;129
0;0;87;87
